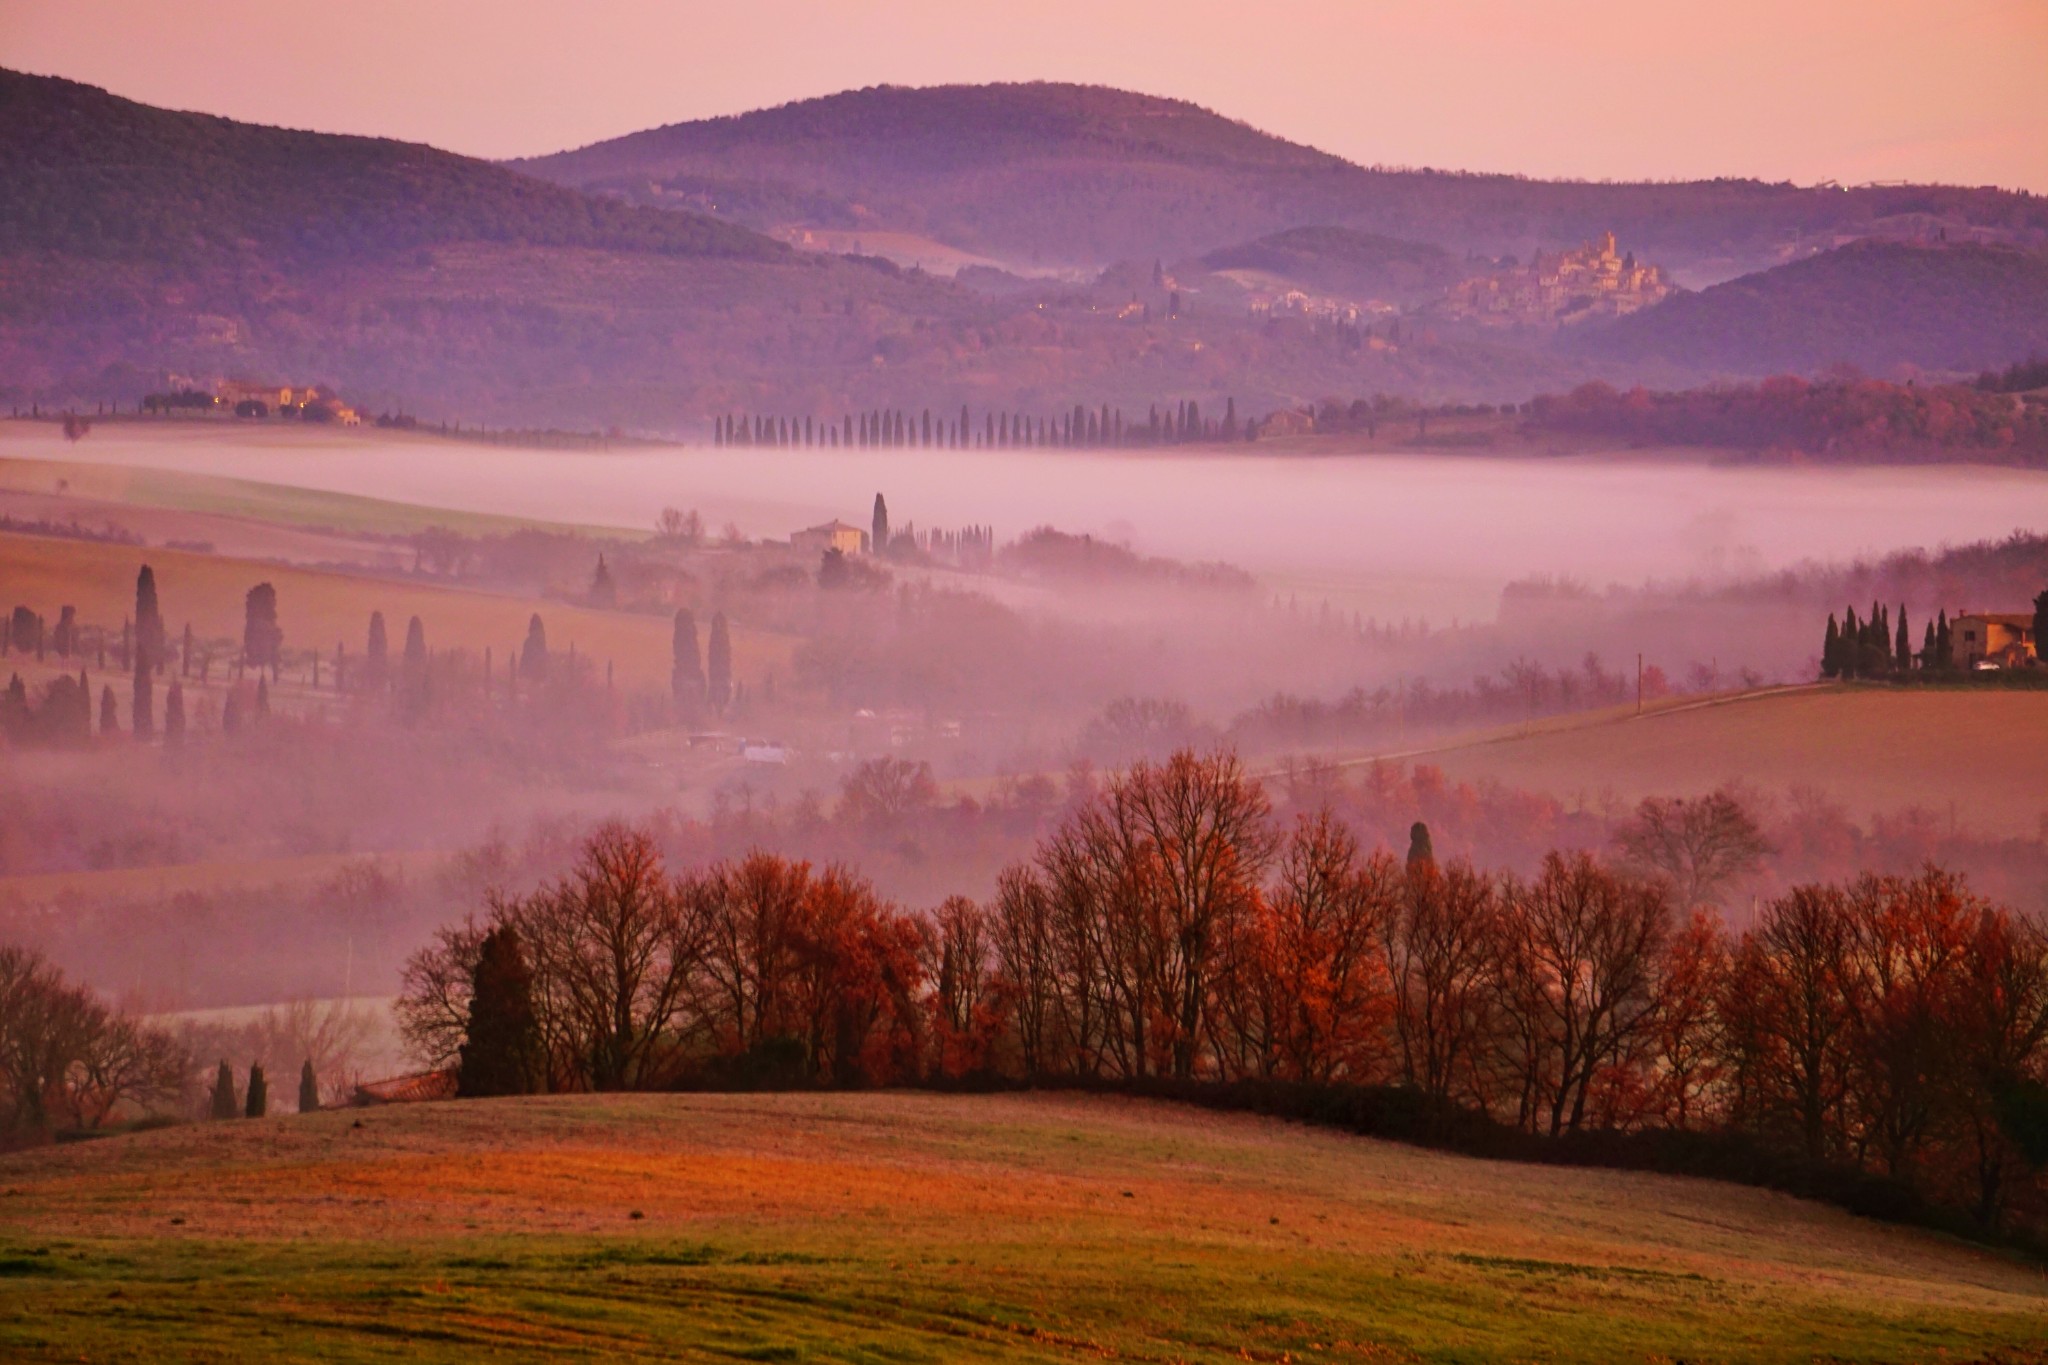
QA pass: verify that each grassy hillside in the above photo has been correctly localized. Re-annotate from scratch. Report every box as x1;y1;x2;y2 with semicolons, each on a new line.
1406;685;2048;839
518;83;2048;277
1573;240;2048;376
0;1091;2039;1361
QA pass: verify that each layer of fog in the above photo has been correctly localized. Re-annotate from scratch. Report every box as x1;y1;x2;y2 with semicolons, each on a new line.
24;426;2048;621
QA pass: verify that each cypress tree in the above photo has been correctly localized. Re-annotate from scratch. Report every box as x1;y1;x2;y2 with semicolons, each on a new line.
671;608;704;705
872;493;890;557
132;655;154;738
1842;608;1860;677
365;611;389;690
1821;614;1841;678
456;925;541;1098
1895;606;1911;671
521;614;549;682
1406;821;1435;872
164;681;185;744
1921;620;1936;668
402;616;428;709
299;1059;320;1113
210;1059;239;1119
589;555;617;609
245;1063;267;1118
180;622;194;677
243;583;282;677
134;565;164;675
707;612;732;711
255;677;269;717
1936;609;1952;668
99;685;117;736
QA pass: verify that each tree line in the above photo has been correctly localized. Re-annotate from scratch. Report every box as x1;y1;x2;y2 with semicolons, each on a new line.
1524;375;2048;462
1821;591;2048;678
399;748;2048;1235
1;562;747;750
712;399;1243;450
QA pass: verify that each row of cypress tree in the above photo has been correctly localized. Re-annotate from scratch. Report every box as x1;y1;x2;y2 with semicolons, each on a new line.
207;1059;321;1118
712;399;1240;451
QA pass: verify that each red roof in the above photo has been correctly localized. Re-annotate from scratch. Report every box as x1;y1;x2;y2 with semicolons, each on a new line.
351;1068;457;1105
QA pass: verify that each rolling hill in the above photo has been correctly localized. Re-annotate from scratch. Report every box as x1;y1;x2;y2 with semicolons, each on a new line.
1195;225;1469;306
518;82;2048;282
0;68;779;267
1;1091;2041;1361
7;68;2046;429
1571;239;2048;376
1392;684;2048;840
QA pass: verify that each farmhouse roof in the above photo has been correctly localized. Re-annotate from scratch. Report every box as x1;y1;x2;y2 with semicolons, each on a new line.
351;1068;457;1105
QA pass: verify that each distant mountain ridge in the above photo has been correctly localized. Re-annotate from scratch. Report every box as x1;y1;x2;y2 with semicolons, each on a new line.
0;67;780;265
517;82;2048;279
5;68;2047;431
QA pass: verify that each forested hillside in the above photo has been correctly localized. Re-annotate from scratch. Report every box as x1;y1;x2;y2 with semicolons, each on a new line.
1572;241;2048;375
7;69;2047;427
520;83;2048;279
0;69;778;265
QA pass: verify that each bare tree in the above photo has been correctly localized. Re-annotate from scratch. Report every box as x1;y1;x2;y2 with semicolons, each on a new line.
1496;853;1675;1135
507;823;706;1090
1612;790;1771;910
1382;861;1503;1106
0;946;185;1134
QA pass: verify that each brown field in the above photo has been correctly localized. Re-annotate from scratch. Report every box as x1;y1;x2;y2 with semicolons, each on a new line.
1385;685;2048;839
0;1091;2040;1361
0;850;436;908
0;530;794;694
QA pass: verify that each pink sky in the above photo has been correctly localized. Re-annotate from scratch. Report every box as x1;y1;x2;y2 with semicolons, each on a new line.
4;0;2044;191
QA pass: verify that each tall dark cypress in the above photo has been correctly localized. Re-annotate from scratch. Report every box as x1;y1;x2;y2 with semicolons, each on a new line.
671;608;704;705
1895;606;1911;671
401;617;428;714
134;565;164;675
707;612;733;711
1821;614;1841;678
243;583;282;678
163;681;185;744
210;1059;239;1120
521;614;549;682
365;611;389;690
456;926;541;1098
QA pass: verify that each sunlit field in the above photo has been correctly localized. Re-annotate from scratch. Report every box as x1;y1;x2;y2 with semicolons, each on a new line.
1;1092;2041;1363
1377;685;2048;839
0;530;795;695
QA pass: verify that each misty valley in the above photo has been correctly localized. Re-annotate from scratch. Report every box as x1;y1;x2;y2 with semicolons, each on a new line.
2;27;2047;1364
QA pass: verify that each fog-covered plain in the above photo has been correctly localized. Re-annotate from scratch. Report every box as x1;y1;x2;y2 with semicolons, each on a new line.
22;425;2048;619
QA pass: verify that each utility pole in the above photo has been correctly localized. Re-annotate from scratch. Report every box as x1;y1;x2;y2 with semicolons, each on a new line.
1636;652;1643;716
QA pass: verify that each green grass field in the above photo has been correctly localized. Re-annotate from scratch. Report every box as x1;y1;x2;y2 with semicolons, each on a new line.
0;1092;2041;1362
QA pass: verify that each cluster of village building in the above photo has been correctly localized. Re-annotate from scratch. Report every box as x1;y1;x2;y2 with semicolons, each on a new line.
1433;231;1675;328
